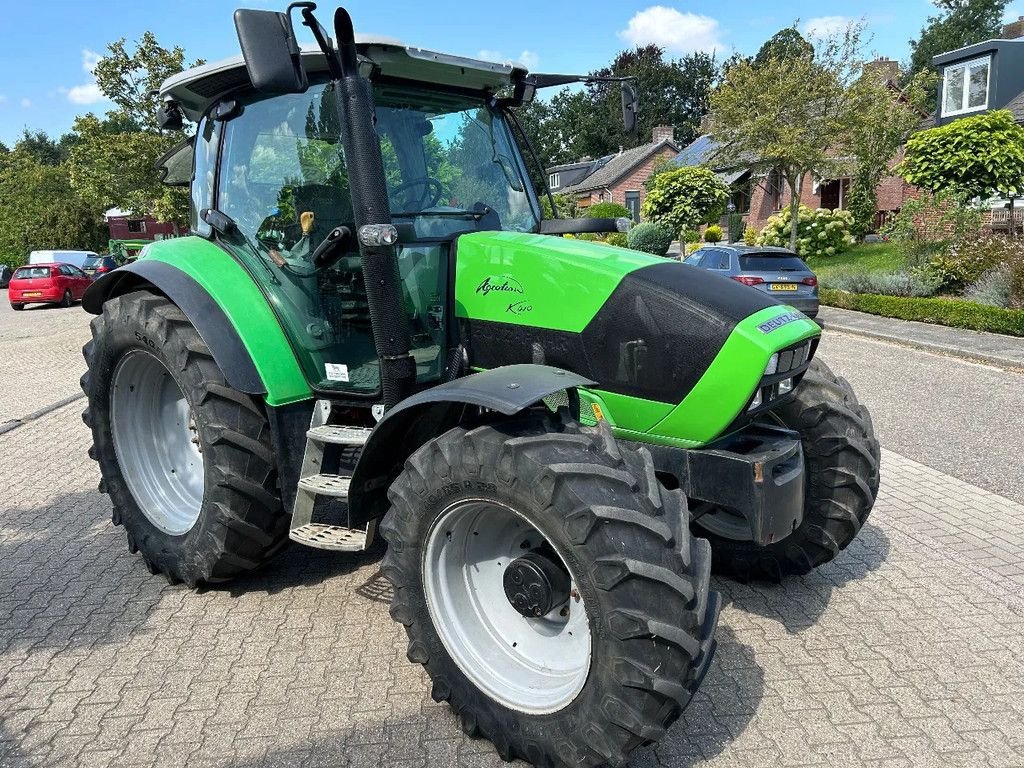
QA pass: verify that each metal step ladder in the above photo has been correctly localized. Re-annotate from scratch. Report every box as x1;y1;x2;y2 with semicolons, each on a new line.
289;400;376;551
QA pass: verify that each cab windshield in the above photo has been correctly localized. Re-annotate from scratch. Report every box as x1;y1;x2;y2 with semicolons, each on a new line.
215;80;536;394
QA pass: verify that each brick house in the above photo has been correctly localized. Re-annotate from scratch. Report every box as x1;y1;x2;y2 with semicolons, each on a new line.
104;208;179;245
673;58;922;237
546;126;680;221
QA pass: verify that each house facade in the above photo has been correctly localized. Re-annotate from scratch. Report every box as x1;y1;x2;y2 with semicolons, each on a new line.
104;208;179;243
546;126;680;221
930;17;1024;232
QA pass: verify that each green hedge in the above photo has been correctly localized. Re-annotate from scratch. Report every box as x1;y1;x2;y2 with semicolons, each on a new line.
820;289;1024;337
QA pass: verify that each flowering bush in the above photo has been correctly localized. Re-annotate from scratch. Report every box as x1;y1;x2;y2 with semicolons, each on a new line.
758;205;855;258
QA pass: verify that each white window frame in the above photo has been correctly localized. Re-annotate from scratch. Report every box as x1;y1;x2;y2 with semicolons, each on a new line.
548;172;560;189
941;56;991;117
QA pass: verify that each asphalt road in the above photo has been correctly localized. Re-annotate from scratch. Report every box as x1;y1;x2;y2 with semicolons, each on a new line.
816;329;1024;505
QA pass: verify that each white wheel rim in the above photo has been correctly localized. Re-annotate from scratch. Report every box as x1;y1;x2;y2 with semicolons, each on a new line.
109;350;205;535
422;499;591;714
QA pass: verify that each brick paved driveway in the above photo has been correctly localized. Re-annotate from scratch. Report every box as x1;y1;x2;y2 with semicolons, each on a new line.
1;310;1023;767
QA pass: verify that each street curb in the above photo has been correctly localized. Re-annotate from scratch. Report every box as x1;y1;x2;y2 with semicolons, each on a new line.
825;323;1024;371
0;392;86;436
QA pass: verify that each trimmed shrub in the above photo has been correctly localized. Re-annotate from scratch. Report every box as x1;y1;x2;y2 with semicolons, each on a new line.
605;232;629;248
931;234;1023;291
641;166;730;235
682;228;701;244
727;212;744;243
758;205;854;259
825;270;942;298
703;224;723;243
820;289;1024;336
743;226;758;246
627;222;674;256
965;265;1013;308
585;201;630;220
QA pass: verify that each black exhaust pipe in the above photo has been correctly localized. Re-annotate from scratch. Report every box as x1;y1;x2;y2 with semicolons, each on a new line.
331;8;415;410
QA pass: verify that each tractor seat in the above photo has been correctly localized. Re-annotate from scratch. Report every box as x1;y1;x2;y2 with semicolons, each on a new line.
291;183;354;238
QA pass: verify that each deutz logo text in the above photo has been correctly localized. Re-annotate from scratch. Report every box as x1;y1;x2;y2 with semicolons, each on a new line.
757;311;804;333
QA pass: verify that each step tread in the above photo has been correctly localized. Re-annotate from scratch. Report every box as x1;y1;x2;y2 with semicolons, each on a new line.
306;425;373;445
289;523;367;551
297;473;352;498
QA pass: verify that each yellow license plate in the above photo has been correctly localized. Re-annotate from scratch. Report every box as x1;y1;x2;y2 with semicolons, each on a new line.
770;283;798;291
24;291;42;297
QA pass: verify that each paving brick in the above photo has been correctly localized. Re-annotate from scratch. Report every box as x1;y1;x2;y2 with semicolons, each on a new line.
1;319;1024;767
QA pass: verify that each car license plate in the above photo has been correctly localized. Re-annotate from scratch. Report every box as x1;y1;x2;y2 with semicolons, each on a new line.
770;283;798;291
24;291;42;297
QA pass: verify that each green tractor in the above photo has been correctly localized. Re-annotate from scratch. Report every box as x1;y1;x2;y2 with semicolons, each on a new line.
81;4;879;766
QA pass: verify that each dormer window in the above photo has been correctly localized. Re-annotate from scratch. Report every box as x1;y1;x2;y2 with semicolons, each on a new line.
549;172;560;189
942;56;991;116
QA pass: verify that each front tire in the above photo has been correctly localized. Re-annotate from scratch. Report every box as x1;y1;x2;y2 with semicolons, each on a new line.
381;416;719;767
82;291;290;586
11;303;24;311
696;358;880;580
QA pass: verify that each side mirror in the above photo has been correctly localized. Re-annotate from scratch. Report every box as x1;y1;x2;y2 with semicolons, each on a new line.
234;8;308;94
621;82;638;135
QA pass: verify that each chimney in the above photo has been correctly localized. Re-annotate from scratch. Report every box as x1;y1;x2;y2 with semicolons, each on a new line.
1002;16;1024;39
863;57;900;85
652;124;674;143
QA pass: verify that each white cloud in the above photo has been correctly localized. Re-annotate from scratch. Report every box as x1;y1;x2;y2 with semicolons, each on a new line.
477;48;540;70
619;6;724;53
63;49;107;105
802;15;850;38
66;83;104;104
20;98;31;108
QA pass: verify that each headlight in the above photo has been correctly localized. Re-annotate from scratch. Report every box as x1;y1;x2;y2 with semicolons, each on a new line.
764;353;779;376
748;389;763;411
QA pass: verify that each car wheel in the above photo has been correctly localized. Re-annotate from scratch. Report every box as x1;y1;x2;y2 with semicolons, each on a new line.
11;303;24;311
60;290;73;308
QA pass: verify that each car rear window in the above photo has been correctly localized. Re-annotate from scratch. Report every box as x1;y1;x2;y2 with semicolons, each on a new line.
13;266;54;279
82;256;102;268
738;253;807;271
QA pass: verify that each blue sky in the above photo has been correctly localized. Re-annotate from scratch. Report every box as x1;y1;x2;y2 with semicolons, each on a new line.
1;0;1023;146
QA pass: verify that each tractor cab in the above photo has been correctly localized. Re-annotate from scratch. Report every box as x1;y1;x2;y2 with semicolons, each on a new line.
160;41;544;394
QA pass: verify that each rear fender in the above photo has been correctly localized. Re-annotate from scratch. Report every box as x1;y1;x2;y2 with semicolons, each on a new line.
347;364;594;526
83;239;313;407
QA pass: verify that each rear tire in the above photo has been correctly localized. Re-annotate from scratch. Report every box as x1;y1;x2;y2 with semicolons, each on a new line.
695;359;880;580
381;415;719;767
61;290;73;308
11;303;24;311
82;290;290;586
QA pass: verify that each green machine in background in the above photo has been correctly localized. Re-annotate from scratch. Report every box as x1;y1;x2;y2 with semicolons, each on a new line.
80;4;879;766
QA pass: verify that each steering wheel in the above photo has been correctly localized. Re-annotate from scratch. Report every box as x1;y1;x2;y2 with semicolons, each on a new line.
389;177;444;211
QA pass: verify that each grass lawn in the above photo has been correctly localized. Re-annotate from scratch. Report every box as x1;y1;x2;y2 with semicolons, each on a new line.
805;241;906;280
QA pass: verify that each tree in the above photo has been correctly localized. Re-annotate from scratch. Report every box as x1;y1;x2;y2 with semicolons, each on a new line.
708;24;865;250
898;109;1024;232
68;32;202;226
845;70;934;237
640;166;729;237
755;27;814;66
0;147;107;269
907;0;1009;106
526;46;719;168
93;31;202;131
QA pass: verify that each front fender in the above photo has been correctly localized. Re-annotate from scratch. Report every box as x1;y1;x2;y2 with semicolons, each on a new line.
347;364;595;525
83;238;313;407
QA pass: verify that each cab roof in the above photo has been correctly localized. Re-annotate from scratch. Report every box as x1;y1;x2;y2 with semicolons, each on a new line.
161;39;526;121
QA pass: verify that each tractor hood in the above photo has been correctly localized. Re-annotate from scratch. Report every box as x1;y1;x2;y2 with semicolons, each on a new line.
453;231;821;446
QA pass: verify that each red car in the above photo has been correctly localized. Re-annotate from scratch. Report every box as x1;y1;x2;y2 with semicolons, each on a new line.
8;263;92;310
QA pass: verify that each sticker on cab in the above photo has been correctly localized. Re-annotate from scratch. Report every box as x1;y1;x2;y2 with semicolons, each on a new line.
325;363;350;382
